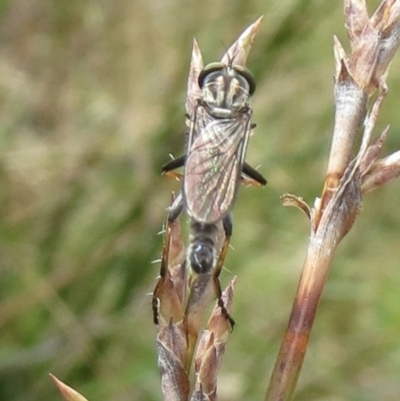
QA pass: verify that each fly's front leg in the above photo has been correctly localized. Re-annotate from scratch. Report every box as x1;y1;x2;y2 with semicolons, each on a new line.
242;162;267;186
212;214;235;329
161;154;185;181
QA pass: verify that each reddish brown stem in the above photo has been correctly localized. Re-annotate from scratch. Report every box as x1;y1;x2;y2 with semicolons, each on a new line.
265;235;336;401
266;166;362;401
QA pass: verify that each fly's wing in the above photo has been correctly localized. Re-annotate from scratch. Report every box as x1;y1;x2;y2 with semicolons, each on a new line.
184;116;250;223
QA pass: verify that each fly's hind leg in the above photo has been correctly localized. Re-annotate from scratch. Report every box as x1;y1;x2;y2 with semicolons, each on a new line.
152;193;184;324
212;214;235;329
152;218;172;324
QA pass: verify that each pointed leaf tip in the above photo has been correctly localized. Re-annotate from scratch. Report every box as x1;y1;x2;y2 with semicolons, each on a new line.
49;374;89;401
221;16;264;66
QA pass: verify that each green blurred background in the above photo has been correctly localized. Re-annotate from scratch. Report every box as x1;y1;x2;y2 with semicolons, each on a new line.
1;0;400;400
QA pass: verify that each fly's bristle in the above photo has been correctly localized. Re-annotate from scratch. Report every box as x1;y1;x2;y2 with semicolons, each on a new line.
222;265;231;273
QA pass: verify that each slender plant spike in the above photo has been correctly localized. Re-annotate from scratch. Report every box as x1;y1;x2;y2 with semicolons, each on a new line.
153;18;264;401
266;1;400;400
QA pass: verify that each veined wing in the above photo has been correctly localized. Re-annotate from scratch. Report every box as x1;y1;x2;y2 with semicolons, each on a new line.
184;116;251;223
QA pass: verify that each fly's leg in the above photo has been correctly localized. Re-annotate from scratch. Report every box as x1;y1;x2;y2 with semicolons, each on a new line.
166;192;184;222
161;154;186;178
212;214;235;329
242;162;267;186
152;193;184;324
162;153;266;187
152;218;172;325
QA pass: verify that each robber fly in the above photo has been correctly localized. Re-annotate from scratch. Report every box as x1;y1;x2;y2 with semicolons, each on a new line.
155;57;266;328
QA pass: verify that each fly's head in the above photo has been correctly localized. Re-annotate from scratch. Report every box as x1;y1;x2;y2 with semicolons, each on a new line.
198;62;256;116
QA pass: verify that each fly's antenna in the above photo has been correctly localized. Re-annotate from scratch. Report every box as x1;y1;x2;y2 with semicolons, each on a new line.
220;41;239;67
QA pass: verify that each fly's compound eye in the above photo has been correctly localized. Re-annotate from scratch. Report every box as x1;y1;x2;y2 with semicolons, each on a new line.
233;65;256;96
198;62;257;96
198;62;225;89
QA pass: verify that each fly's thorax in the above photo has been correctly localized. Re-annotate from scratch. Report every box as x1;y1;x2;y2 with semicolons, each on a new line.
188;221;220;274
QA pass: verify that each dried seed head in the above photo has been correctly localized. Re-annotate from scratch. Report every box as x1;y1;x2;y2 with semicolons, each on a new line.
323;0;400;214
267;4;400;398
342;0;400;92
191;279;236;401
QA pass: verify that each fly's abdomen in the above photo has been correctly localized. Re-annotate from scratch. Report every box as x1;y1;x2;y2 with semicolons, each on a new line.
188;222;219;274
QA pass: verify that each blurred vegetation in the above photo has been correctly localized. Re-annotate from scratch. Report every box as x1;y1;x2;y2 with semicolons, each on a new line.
1;0;400;400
